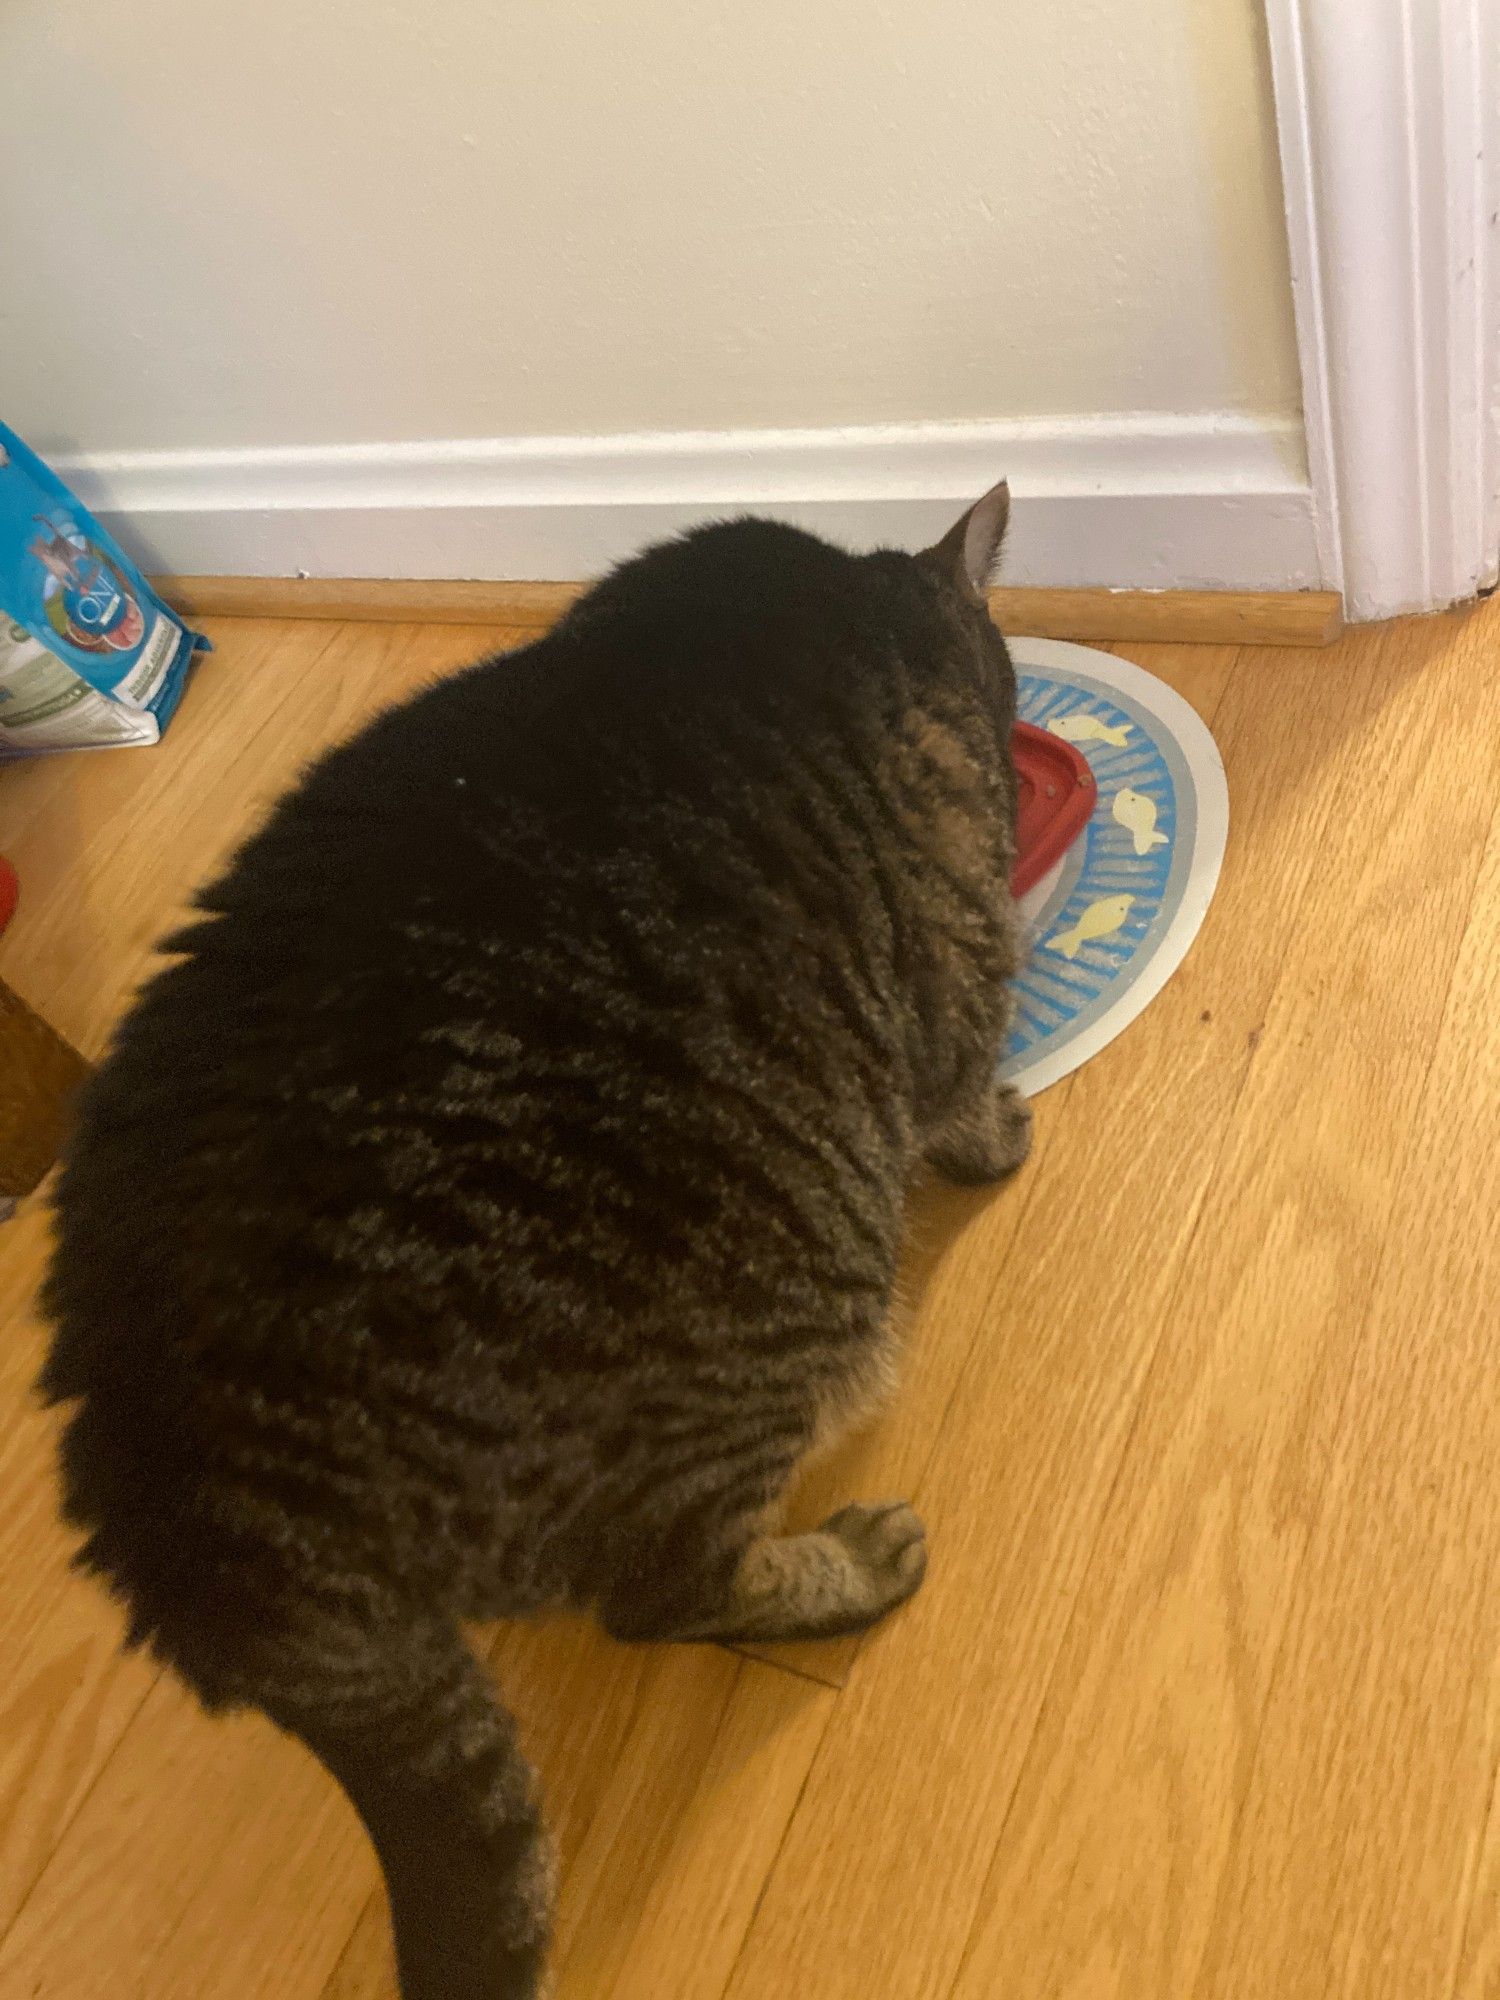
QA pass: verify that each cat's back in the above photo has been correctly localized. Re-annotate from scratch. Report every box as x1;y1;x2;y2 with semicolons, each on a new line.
43;520;923;1414
60;514;913;1151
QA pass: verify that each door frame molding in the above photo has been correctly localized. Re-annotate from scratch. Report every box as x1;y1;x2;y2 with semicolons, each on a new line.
1265;0;1499;620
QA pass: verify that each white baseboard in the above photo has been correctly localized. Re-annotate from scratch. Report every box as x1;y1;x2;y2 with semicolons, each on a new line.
53;413;1323;592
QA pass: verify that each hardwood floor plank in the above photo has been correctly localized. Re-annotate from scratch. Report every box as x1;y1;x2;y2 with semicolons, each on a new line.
0;1671;375;1999
945;607;1500;2000
0;1198;158;1944
1191;774;1500;1999
553;1655;833;1999
720;633;1395;2000
1454;1745;1500;2000
1100;640;1241;723
572;1660;832;2000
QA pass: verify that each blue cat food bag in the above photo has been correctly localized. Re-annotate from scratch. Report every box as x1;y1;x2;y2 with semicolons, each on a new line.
0;422;209;756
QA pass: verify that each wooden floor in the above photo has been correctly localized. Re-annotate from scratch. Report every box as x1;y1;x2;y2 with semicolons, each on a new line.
0;602;1497;1999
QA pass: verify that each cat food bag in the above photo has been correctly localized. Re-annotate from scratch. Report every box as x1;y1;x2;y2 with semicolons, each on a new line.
0;421;209;757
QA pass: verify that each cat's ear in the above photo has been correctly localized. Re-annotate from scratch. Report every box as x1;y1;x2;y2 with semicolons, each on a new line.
922;480;1010;599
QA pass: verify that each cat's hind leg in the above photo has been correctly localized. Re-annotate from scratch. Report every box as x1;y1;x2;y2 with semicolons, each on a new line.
601;1499;927;1646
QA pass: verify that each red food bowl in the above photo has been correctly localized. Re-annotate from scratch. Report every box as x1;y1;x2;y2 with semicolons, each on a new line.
1010;721;1094;897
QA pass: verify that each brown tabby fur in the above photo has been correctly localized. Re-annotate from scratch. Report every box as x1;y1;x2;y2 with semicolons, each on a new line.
40;486;1028;1999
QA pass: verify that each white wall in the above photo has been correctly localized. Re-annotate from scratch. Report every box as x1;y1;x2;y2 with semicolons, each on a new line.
0;0;1314;587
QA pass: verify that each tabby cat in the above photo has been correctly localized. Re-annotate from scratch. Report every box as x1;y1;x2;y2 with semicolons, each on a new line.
41;482;1028;2000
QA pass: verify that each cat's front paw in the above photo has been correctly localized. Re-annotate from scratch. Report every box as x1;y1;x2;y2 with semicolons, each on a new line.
820;1501;928;1613
927;1082;1032;1184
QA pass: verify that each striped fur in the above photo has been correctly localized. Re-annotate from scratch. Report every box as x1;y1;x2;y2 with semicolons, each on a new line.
40;496;1025;1999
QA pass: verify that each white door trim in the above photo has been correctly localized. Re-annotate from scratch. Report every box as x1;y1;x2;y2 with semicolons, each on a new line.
1265;0;1500;620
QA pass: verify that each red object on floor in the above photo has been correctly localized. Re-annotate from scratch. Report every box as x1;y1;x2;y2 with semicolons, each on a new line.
1010;720;1094;897
0;856;17;938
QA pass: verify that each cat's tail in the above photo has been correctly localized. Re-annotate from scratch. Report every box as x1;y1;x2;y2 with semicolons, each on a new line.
246;1608;552;2000
42;1346;550;1998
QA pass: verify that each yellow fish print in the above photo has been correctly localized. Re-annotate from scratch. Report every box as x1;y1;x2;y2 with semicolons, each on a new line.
1046;711;1131;750
1046;893;1135;960
1112;787;1169;855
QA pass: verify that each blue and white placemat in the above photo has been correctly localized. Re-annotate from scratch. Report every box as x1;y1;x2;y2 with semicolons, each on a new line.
1000;638;1229;1098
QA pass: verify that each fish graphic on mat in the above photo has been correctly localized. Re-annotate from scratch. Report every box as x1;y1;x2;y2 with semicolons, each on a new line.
1046;712;1131;749
1046;893;1135;960
1112;787;1169;855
